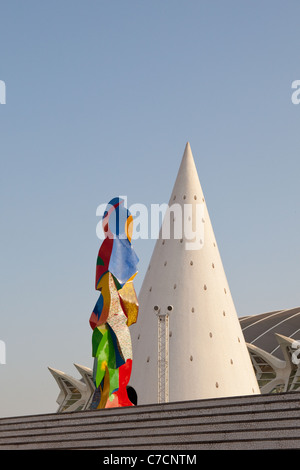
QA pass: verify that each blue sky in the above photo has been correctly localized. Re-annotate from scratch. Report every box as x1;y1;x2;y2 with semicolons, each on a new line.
0;0;300;417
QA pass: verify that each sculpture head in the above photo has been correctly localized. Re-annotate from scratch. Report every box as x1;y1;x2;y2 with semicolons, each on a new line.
102;197;133;242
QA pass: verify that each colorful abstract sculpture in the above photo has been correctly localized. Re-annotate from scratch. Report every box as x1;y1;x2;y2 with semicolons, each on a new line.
90;197;139;409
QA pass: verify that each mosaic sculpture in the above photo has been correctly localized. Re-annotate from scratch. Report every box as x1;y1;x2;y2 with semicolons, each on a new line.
89;197;139;409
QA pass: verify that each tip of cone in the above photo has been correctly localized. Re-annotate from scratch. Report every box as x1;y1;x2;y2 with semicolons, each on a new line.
167;141;201;205
182;141;194;164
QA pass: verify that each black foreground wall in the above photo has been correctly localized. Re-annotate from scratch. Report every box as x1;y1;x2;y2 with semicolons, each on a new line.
1;392;300;450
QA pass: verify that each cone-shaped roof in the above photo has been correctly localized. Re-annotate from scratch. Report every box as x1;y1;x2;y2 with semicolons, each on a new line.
130;143;260;404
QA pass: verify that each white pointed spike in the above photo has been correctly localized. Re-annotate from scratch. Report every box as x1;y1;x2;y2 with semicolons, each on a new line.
73;363;95;409
73;363;93;376
130;143;260;404
48;366;90;412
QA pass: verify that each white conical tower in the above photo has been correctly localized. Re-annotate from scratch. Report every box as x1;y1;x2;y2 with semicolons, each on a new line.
130;142;260;405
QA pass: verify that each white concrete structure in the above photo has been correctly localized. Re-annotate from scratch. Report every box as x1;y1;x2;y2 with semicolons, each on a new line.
48;364;94;412
130;143;260;404
247;333;300;394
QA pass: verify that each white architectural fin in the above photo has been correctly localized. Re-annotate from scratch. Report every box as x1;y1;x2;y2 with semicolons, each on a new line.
48;366;90;412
